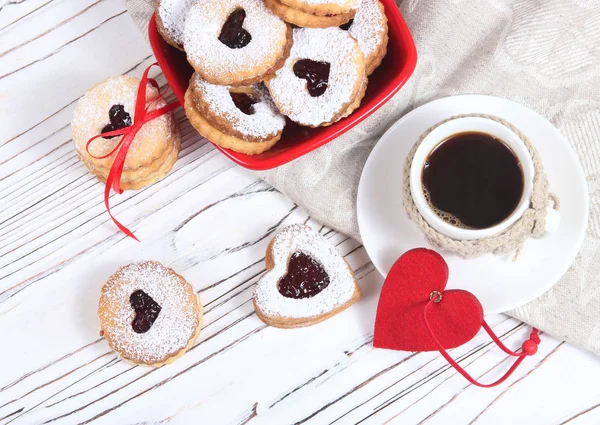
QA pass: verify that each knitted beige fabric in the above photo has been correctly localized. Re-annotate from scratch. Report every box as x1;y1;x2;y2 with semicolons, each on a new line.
403;114;559;259
124;0;600;355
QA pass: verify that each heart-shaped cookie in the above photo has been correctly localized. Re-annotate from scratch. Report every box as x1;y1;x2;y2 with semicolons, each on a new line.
253;224;361;328
374;248;483;352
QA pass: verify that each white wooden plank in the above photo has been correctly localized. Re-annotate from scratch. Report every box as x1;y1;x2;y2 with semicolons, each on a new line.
1;0;600;424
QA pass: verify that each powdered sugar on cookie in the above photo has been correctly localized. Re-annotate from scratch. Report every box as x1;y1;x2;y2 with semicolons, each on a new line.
184;0;289;84
348;0;387;61
98;262;201;365
266;27;365;127
157;0;195;47
253;224;358;320
191;74;285;140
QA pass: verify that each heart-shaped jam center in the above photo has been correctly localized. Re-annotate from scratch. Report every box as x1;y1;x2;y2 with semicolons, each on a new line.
230;91;258;115
293;59;331;97
219;9;252;49
130;290;162;333
278;252;330;299
339;19;354;31
101;104;132;139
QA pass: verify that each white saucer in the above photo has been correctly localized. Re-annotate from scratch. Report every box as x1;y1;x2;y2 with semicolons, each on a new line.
357;95;589;314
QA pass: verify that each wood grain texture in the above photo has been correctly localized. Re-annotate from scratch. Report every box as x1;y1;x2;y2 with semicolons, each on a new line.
1;0;600;424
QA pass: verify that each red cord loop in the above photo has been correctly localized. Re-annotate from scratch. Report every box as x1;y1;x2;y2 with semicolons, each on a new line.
423;297;540;388
85;63;180;241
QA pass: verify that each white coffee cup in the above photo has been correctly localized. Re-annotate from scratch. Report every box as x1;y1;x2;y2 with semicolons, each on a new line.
409;117;559;241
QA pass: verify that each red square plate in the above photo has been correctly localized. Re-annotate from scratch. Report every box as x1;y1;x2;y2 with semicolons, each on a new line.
148;1;417;170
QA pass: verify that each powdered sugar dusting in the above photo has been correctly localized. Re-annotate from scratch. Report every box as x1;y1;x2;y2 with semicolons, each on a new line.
183;0;288;80
98;262;201;364
191;74;285;140
267;27;364;126
253;224;357;319
157;0;194;46
349;0;386;60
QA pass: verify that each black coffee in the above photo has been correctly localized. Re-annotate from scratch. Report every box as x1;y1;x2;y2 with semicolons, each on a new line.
421;132;524;230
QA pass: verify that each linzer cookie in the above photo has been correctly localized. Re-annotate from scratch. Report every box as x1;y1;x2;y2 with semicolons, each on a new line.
280;0;360;16
155;0;195;50
253;224;361;328
263;0;355;28
183;0;292;86
185;73;286;155
341;0;388;75
265;27;367;127
98;262;203;366
72;76;180;190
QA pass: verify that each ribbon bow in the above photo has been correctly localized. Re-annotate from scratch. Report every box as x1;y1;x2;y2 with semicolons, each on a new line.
86;63;180;241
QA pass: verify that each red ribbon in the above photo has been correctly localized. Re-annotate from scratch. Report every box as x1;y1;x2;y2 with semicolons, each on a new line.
86;63;180;241
423;298;540;387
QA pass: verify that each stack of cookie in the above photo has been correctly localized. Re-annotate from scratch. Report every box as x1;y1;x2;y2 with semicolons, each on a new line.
72;76;181;190
156;0;389;155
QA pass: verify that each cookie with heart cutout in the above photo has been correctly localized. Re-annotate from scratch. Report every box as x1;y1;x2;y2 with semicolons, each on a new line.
265;27;367;127
185;73;286;155
98;261;203;366
253;224;361;328
183;0;292;86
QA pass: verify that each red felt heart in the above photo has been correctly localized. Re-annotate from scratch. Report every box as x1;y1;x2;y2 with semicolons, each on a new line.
374;248;483;352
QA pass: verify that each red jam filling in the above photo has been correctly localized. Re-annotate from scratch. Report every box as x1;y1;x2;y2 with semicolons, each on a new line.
219;9;252;49
293;59;331;97
278;252;330;299
130;290;162;333
101;104;132;139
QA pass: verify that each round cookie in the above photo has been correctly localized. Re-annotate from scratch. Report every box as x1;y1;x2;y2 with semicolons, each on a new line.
98;262;203;366
279;0;360;16
72;76;181;190
343;0;388;75
265;27;367;127
263;0;355;28
183;0;292;86
185;73;286;155
155;0;195;50
253;224;361;328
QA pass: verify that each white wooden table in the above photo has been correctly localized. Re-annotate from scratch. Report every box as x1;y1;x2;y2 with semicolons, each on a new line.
2;1;600;424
